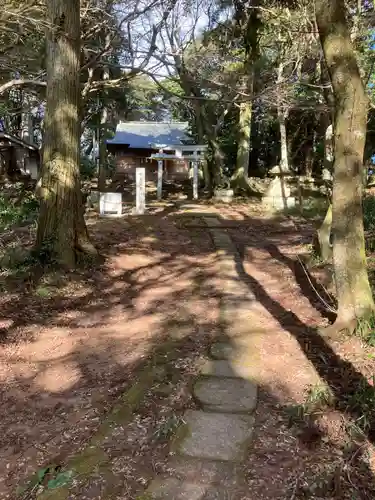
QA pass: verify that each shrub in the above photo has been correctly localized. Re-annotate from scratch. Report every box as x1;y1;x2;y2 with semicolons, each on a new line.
0;192;39;231
80;156;97;180
363;195;375;231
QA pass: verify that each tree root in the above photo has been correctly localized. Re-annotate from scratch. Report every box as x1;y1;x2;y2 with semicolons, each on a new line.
321;319;357;338
322;312;375;338
230;173;263;196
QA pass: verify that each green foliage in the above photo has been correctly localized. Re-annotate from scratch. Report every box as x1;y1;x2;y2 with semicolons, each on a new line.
0;192;39;231
305;383;335;408
35;286;53;298
363;195;375;231
345;375;375;435
286;383;334;426
354;314;375;346
80;156;97;180
125;75;177;121
153;414;184;441
285;198;328;220
47;470;73;489
16;464;73;498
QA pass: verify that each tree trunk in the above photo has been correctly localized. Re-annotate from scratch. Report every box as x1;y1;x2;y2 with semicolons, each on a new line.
231;1;261;193
232;100;252;188
316;203;333;261
279;110;289;169
305;144;314;178
98;104;108;191
177;74;223;190
195;112;212;191
36;0;96;267
315;0;374;329
208;136;224;187
98;33;110;192
201;158;211;192
322;123;334;179
277;60;290;172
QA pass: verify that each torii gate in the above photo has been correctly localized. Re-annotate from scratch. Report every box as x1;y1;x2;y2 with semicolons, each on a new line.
134;144;207;214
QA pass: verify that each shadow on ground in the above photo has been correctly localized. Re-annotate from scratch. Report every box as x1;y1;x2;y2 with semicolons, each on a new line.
1;204;375;498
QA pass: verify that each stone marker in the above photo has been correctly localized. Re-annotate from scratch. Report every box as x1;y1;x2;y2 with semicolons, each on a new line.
157;159;163;200
178;410;254;461
192;160;199;200
262;173;296;210
99;192;122;217
193;376;257;413
135;166;146;214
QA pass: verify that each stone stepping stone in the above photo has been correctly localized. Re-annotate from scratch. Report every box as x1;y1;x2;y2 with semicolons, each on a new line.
177;410;254;462
210;342;233;360
165;456;244;489
146;477;207;499
193;376;257;413
146;476;237;499
199;359;254;379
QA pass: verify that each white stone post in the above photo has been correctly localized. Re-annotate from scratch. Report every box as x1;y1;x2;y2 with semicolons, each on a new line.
192;152;199;200
157;159;163;200
135;166;146;214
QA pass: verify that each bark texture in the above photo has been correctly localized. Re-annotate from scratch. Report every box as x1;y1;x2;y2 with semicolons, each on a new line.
316;203;333;262
277;61;289;172
231;0;261;192
315;0;374;328
98;103;108;191
36;0;96;267
98;33;110;192
232;99;252;188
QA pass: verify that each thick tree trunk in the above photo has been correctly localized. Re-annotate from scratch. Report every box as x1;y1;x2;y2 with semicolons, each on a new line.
208;136;224;187
195;112;212;191
315;0;374;329
201;158;212;192
231;2;260;193
232;100;252;188
235;100;252;175
177;73;223;190
36;0;96;267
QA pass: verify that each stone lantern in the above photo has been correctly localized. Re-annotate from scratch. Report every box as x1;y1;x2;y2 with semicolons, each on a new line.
262;164;296;210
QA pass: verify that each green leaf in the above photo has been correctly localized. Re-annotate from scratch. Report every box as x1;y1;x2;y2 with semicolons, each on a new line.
47;470;73;490
37;467;49;483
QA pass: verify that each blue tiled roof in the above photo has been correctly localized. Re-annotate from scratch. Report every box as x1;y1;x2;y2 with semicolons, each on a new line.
107;121;192;148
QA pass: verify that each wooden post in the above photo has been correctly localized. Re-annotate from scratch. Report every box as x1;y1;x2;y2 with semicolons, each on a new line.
157;159;163;200
192;153;199;200
135;166;146;214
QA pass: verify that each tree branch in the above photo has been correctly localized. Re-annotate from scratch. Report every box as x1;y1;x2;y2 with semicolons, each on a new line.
0;78;46;95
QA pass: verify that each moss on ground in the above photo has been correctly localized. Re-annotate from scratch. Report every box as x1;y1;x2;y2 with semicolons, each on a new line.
18;338;189;499
169;419;192;455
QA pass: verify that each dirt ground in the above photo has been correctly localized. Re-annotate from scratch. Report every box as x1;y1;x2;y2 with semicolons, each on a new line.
0;207;219;499
1;201;375;499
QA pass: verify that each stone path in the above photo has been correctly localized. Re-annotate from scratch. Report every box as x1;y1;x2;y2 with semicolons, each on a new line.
145;216;258;499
